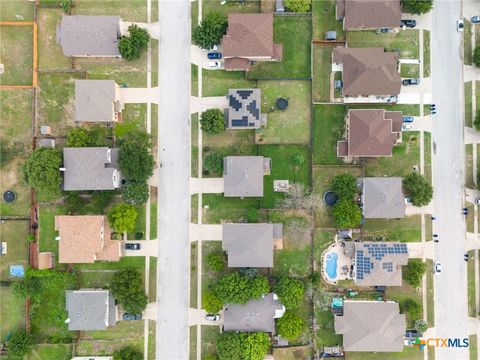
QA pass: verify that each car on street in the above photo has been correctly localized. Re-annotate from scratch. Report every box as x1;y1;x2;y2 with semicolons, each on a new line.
472;16;480;24
402;124;412;130
400;19;417;28
475;198;480;205
208;61;222;68
207;52;222;60
402;78;420;86
464;253;469;262
123;313;142;320
402;116;414;123
434;262;442;274
125;243;141;250
457;19;464;32
463;208;469;215
205;314;220;321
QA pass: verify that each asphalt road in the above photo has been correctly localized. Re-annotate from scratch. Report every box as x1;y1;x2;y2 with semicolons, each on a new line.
431;1;469;358
156;1;191;359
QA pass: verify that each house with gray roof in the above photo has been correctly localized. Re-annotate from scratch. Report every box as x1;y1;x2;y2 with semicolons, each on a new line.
222;223;283;268
227;89;266;129
75;80;123;122
66;289;117;330
56;15;121;57
362;177;406;219
62;147;121;191
223;156;271;197
334;301;406;352
223;293;285;333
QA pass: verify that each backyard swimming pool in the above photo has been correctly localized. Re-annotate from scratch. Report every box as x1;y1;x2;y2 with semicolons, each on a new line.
325;252;338;280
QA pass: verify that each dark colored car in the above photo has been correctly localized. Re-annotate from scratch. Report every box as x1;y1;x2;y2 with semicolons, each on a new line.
207;52;222;60
472;16;480;24
125;243;141;250
123;313;142;320
463;208;469;216
400;19;417;28
402;78;420;86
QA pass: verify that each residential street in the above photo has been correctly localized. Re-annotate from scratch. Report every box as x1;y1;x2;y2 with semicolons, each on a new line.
431;1;469;358
156;0;191;359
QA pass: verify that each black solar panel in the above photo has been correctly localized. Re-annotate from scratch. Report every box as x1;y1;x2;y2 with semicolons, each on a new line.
237;90;253;99
356;244;407;280
229;95;242;111
246;100;259;120
231;117;248;127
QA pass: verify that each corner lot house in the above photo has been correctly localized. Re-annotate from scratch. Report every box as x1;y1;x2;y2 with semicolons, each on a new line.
227;89;266;129
222;223;283;267
362;177;406;219
66;289;117;330
334;301;406;352
222;14;282;71
223;156;271;197
62;147;121;191
336;0;401;30
75;80;124;123
57;15;121;57
332;48;401;103
55;215;121;264
223;293;285;333
337;109;403;158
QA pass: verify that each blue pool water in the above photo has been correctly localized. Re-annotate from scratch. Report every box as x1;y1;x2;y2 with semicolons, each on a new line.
325;252;338;280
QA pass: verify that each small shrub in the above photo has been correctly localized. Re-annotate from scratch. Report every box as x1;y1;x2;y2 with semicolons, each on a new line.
292;154;306;166
206;249;225;272
204;152;224;174
200;109;225;134
203;290;223;313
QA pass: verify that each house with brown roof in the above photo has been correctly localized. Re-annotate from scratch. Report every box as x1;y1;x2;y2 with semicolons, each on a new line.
336;0;402;30
332;47;401;103
55;215;121;264
222;14;282;71
337;109;403;158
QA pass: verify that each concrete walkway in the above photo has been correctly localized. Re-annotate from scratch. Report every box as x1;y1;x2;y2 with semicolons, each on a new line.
407;241;434;259
144;302;157;320
190;224;222;242
465;127;480;145
190;177;224;194
191;95;228;114
464;65;480;82
466;232;480;251
119;87;159;104
466;188;480;204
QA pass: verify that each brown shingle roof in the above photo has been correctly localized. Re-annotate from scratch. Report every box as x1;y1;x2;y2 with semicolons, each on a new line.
340;0;402;30
333;47;401;96
55;215;120;263
225;57;251;70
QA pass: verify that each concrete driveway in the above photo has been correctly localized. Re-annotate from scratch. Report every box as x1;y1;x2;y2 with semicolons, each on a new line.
401;13;431;31
120;21;160;40
405;203;433;215
119;87;159;104
190;224;222;241
401;115;432;132
407;241;434;259
464;65;480;82
465;127;480;145
466;232;480;251
191;44;224;69
466;188;480;203
190;177;224;194
189;308;224;326
191;96;228;114
123;240;158;256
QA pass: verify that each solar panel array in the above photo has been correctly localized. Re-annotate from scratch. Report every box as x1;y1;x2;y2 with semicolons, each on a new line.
237;90;253;99
246;100;259;120
363;243;407;261
356;243;408;281
232;117;248;127
356;250;373;280
382;262;394;272
229;95;242;111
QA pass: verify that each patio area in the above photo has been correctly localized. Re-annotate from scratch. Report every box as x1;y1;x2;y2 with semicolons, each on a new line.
321;237;354;285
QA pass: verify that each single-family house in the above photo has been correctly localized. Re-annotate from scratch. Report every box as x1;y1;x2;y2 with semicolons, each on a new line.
336;0;402;30
66;289;117;330
334;300;406;352
227;89;266;129
223;156;271;197
57;15;121;57
62;147;121;191
75;80;124;123
337;109;403;158
55;215;121;264
223;293;285;333
222;14;282;71
361;177;406;219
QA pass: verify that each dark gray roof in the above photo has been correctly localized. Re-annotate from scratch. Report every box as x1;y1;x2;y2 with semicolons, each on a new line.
75;80;120;122
56;15;121;57
362;177;405;218
334;301;406;352
223;156;266;197
222;223;283;267
66;290;117;330
63;147;121;191
227;89;264;129
223;293;285;333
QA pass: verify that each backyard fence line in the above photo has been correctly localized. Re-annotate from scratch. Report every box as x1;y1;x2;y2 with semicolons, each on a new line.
274;12;312;17
0;216;30;220
246;76;312;81
37;69;86;74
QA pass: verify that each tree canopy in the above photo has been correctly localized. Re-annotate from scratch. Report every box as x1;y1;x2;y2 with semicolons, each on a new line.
108;204;138;233
217;332;243;360
200;108;225;134
119;24;151;61
403;298;422;321
213;272;269;304
7;331;34;358
474;46;480;68
122;181;149;206
66;128;89;147
12;276;41;299
331;173;358;200
276;311;305;341
403;172;433;207
332;199;362;229
192;12;228;50
284;0;311;12
23;148;62;195
273;277;305;309
111;268;148;314
203;290;224;314
402;0;433;14
113;345;143;360
403;259;427;288
118;130;154;183
216;332;270;360
204;151;224;175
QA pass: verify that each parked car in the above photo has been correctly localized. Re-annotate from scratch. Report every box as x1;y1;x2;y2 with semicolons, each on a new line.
402;116;414;123
207;45;218;52
125;243;141;250
402;78;420;86
471;16;480;24
402;124;413;130
123;313;142;320
400;19;417;28
475;198;480;205
434;262;442;274
457;19;464;32
207;52;222;60
464;253;469;262
463;207;469;215
205;314;220;321
208;61;222;68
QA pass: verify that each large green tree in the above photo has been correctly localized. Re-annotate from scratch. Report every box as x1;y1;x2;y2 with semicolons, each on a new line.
213;272;269;304
118;130;154;183
331;173;358;200
192;12;228;50
276;311;305;341
217;332;242;360
111;268;148;314
403;172;433;207
24;148;62;195
403;259;427;288
119;24;150;61
402;0;433;14
284;0;311;12
7;331;34;358
203;290;224;313
12;277;41;299
108;204;138;233
204;151;224;175
113;345;143;360
216;332;270;360
332;199;362;228
200;108;225;134
273;277;305;310
122;181;149;206
66;128;89;147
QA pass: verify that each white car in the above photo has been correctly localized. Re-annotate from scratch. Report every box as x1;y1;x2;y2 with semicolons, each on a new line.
457;19;464;32
208;61;222;69
434;261;442;274
205;314;220;321
402;124;413;130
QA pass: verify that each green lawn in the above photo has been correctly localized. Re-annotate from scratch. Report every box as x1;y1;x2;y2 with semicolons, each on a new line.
347;30;419;59
203;143;257;177
190;326;197;360
247;16;312;79
201;325;221;359
191;194;199;224
273;346;313;360
467;250;476;317
191;243;198;308
73;256;145;272
315;310;342;348
192;114;199;177
148;321;156;360
203;194;260;224
386;282;423;328
259;144;310;208
78;271;114;288
312;45;334;102
39;205;68;264
191;0;199;30
150;202;157;239
470;335;478;360
423;30;430;78
0;286;25;340
465;81;473;127
400;63;420;78
0;221;29;281
72;0;147;22
466;144;475;189
192;64;198;97
202;0;260;17
149;257;157;301
312;104;347;165
364;132;421;177
27;344;73;360
464;19;473;65
202;241;226;292
346;347;423;360
0;0;34;21
202;69;257;97
426;260;434;327
362;216;422;243
312;0;344;40
127;204;147;240
0;25;33;86
38;8;72;70
424;132;432;184
347;104;422;117
256;80;311;144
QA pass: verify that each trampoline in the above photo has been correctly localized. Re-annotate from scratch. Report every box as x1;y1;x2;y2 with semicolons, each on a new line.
3;190;16;203
275;97;288;110
323;191;339;206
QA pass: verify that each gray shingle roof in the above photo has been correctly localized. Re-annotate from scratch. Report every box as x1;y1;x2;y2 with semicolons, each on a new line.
75;80;120;122
66;290;117;331
223;156;266;197
223;293;285;333
362;177;406;218
56;15;121;57
334;301;406;352
63;147;121;191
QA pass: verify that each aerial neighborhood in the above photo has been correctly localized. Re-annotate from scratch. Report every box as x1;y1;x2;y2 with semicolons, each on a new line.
0;0;479;360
